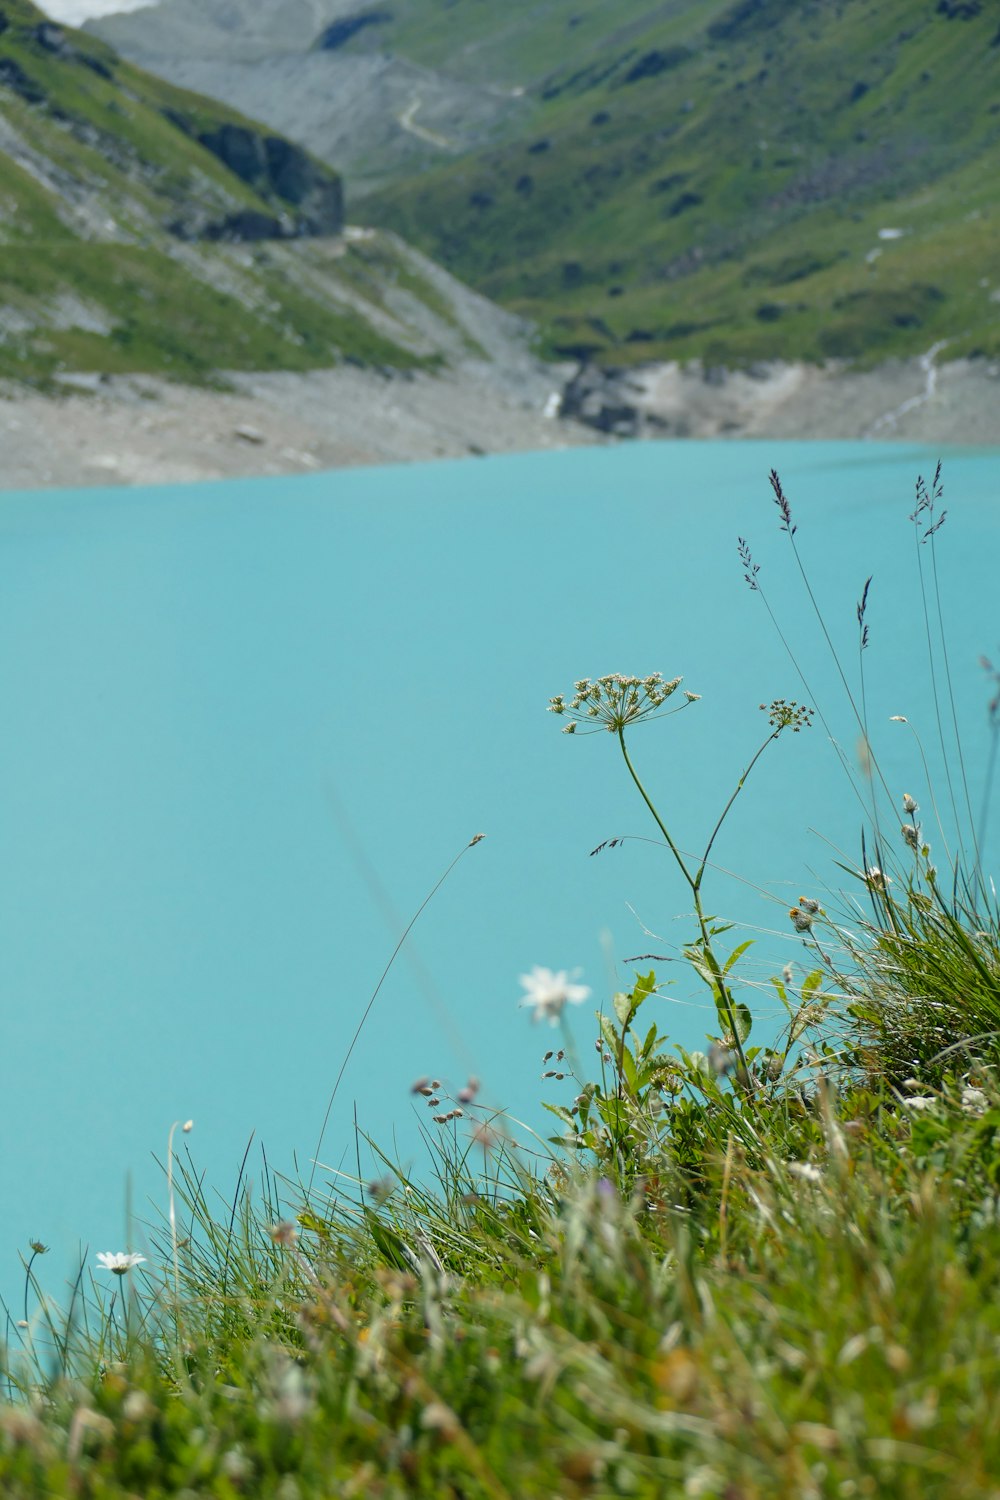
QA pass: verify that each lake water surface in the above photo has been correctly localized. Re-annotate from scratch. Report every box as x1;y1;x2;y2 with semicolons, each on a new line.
1;439;998;1312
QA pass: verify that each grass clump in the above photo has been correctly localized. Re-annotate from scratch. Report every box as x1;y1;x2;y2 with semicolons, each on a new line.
4;465;1000;1497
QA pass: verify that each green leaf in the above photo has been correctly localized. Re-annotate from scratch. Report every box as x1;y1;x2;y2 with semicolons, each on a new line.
801;968;824;1001
621;1046;639;1093
364;1211;412;1271
613;990;634;1028
718;1001;753;1043
724;939;754;975
542;1101;575;1127
633;970;657;1005
688;954;719;994
598;1012;620;1057
597;1096;627;1136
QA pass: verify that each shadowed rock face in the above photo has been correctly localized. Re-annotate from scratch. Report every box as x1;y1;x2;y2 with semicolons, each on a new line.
164;115;344;238
315;11;393;51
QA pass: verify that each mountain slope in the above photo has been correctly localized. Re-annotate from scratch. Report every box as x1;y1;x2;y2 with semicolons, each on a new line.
94;0;1000;369
0;0;532;387
91;0;523;196
360;0;1000;367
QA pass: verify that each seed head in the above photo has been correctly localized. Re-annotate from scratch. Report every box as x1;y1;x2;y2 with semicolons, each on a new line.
761;698;815;733
548;672;688;734
902;792;918;814
789;906;814;934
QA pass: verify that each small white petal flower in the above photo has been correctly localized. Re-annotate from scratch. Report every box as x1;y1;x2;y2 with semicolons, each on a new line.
786;1161;823;1184
902;1096;937;1112
519;966;591;1026
96;1251;146;1275
961;1087;988;1116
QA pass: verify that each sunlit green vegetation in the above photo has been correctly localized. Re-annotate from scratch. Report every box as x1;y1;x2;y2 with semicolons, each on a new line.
363;0;1000;367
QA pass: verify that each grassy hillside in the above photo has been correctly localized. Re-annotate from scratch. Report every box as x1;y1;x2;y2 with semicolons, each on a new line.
0;0;502;385
6;466;1000;1497
359;0;1000;367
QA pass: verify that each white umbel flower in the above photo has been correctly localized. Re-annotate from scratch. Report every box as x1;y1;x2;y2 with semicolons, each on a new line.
519;966;590;1025
96;1251;146;1275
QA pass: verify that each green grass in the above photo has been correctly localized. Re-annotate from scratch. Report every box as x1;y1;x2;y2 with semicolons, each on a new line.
4;464;1000;1496
362;0;1000;367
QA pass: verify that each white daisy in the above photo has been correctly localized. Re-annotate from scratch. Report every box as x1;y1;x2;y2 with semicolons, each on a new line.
95;1251;146;1275
519;966;590;1026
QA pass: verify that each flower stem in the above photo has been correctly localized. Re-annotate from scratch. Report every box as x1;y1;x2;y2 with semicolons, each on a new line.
616;729;751;1083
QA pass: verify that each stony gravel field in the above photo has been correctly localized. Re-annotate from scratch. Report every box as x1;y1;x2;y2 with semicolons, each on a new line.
0;353;995;491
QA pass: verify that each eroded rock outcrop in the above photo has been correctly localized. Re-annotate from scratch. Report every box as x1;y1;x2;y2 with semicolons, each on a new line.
163;114;344;239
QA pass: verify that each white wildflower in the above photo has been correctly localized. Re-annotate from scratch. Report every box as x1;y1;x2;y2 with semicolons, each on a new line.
961;1087;988;1117
787;1161;823;1184
519;966;591;1025
903;1095;937;1112
902;792;918;814
95;1252;145;1275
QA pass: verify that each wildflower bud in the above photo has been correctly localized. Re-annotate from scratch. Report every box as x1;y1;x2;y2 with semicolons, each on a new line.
798;897;820;915
268;1221;298;1247
457;1087;474;1104
902;793;918;813
433;1115;450;1124
789;906;813;933
411;1077;430;1094
782;964;794;985
901;823;920;850
432;1081;441;1089
708;1043;735;1075
543;1051;554;1063
427;1097;440;1107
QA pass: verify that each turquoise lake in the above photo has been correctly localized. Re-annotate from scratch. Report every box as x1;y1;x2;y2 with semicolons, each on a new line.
1;438;998;1314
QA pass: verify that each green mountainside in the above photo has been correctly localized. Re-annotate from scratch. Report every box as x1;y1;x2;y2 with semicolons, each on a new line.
0;0;511;387
350;0;1000;368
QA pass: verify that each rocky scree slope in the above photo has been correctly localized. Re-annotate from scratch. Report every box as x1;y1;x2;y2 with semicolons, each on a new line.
91;0;520;197
0;0;532;386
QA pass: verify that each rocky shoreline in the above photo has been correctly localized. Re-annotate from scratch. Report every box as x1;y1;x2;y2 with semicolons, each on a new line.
560;354;1000;445
0;352;996;491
